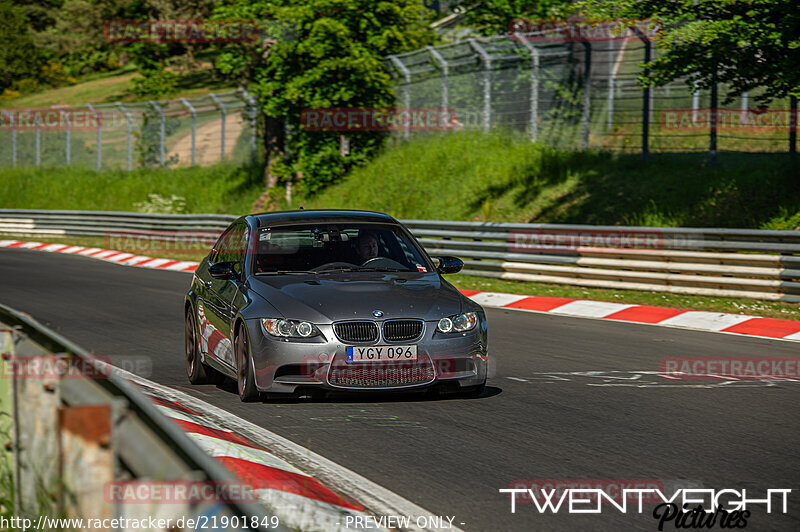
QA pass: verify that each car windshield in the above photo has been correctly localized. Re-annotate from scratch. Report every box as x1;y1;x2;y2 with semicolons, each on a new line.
252;223;432;274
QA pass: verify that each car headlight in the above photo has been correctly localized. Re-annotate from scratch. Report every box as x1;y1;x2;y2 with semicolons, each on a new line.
437;312;478;333
261;318;319;338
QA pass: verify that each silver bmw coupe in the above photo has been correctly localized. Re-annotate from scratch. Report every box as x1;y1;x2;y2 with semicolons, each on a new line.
184;210;488;401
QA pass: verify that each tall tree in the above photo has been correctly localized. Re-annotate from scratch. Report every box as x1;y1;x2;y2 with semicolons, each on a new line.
0;1;41;91
213;0;435;195
576;0;800;104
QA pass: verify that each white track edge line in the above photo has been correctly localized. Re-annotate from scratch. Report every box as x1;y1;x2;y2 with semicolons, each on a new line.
486;303;800;344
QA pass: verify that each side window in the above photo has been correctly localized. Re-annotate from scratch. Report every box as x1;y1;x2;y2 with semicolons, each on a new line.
211;223;248;263
211;227;235;264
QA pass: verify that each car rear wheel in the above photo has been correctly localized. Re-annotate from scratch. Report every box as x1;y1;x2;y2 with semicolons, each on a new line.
185;308;224;385
235;323;260;402
185;310;209;384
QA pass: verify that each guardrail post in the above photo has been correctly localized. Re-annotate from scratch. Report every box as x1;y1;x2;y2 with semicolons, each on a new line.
209;93;226;161
581;41;591;150
86;105;101;170
388;55;411;140
55;106;71;166
240;89;258;165
789;95;797;157
179;98;197;166
469;39;492;132
116;103;133;171
34;111;41;168
427;46;449;116
1;110;16;167
709;80;718;165
515;34;540;142
148;101;165;167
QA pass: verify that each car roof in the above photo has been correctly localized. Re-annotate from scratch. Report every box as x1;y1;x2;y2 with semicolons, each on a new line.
248;209;398;227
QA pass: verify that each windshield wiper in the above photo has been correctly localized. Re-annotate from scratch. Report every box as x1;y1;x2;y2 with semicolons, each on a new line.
256;270;319;275
317;267;400;273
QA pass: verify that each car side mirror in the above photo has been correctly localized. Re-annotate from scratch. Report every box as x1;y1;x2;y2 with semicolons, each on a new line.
209;261;240;280
433;256;463;274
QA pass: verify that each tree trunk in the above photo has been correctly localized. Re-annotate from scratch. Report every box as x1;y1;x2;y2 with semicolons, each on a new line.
263;114;285;189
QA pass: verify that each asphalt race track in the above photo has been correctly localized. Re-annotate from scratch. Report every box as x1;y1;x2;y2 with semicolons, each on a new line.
2;247;799;531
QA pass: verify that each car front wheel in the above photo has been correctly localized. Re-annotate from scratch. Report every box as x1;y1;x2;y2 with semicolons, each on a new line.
235;323;260;402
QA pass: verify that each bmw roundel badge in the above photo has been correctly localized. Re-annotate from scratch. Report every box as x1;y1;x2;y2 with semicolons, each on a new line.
373;310;384;317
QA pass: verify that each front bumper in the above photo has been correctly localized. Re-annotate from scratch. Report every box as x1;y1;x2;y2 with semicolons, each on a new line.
245;319;488;394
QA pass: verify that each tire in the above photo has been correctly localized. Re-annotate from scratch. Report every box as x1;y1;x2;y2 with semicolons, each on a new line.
185;308;224;385
235;323;260;402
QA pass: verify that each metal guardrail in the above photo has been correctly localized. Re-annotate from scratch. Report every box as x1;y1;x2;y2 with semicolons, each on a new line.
0;302;284;530
1;209;798;301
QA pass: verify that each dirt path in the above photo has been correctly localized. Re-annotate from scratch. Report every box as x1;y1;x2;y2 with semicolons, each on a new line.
168;115;246;165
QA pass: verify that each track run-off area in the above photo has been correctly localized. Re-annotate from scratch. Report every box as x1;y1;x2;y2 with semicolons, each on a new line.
1;246;798;531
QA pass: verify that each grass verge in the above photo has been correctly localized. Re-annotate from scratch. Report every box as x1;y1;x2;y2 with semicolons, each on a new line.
0;163;263;214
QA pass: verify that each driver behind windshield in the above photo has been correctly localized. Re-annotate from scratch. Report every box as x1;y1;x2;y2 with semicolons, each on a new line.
356;231;381;262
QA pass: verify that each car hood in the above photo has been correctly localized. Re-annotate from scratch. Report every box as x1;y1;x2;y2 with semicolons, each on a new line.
247;272;465;323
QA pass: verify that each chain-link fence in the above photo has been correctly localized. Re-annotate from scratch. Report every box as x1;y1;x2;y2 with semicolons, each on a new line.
0;90;261;171
386;34;799;157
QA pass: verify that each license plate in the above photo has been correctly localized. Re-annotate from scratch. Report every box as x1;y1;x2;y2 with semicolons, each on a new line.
346;345;417;362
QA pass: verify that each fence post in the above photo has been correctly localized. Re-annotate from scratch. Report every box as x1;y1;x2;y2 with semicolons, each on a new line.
209;93;226;161
240;89;258;165
635;28;651;161
427;46;449;114
607;40;614;130
468;39;492;132
709;81;718;165
1;110;15;167
55;106;71;166
516;34;540;142
740;91;748;123
115;103;133;171
86;105;101;170
34;111;41;168
692;81;700;123
582;41;591;150
388;55;411;140
148;101;165;166
789;95;797;157
179;98;197;165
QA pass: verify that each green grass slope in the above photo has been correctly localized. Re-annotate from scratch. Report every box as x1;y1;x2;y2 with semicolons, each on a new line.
301;131;800;229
